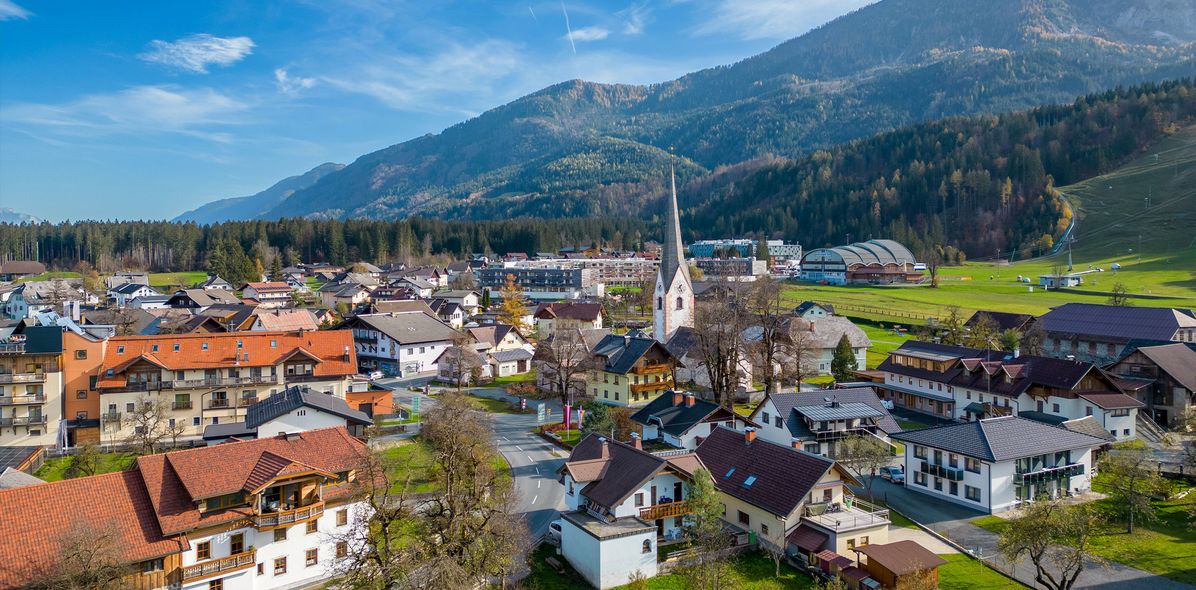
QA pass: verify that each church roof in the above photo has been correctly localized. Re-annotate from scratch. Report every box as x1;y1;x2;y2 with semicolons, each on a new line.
660;168;690;290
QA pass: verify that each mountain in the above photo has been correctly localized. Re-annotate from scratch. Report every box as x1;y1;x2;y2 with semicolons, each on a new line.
248;0;1196;222
0;208;41;224
174;163;344;224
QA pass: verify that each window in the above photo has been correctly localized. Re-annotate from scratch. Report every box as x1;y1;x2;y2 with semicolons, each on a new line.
336;541;348;558
151;344;159;352
913;472;927;486
949;454;958;468
933;477;943;491
641;539;653;554
76;390;87;399
274;528;287;542
774;416;782;428
846;538;856;549
913;445;927;459
193;416;201;426
274;557;287;575
965;457;981;473
1052;403;1060;413
737;511;750;525
75;349;87;360
209;580;223;590
196;541;211;560
675;296;684;310
306;549;318;567
141;558;164;573
117;346;125;354
76;411;88;419
822;488;832;503
1086;406;1093;416
860;535;870;546
126;402;135;412
761;523;769;536
257;563;264;575
202;343;209;350
634;493;644;507
1123;428;1130;436
230;533;244;555
762;412;770;424
965;485;982;502
949;481;959;496
307;520;318;534
337;509;348;526
173;343;180;352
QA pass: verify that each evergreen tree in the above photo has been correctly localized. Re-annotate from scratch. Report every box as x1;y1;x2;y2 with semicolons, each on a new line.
480;288;491;311
755;237;770;261
831;334;856;382
270;256;283;282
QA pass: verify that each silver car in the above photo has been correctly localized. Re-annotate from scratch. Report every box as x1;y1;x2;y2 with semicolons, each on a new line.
879;466;905;484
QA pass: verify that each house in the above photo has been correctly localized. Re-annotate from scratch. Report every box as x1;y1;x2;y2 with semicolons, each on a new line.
695;426;890;556
748;388;901;458
200;274;233;290
0;325;64;446
433;342;492;385
431;289;481;315
5;280;96;319
468;324;534;378
891;416;1107;513
1105;343;1196;428
105;271;150;290
343;378;394;418
343;312;461;377
166;288;242;310
487;348;535;379
319;281;371;309
467;323;528;352
95;331;358;443
534;328;609;400
60;328;108;446
630;391;754;450
794;301;835;320
534;302;604;338
371;300;435;316
1037;303;1196;364
0;427;368;590
665;326;755;392
242;282;293;308
587;332;680;407
0;260;45;281
853;540;947;590
558;434;707;589
193;304;260;332
82;307;159;336
202;385;373;443
388;265;446;288
772;315;871;377
397;277;437;299
109;283;160;306
251;308;320;332
965;310;1036;334
427;298;466;328
0;466;43;490
875;341;1144;440
130;294;172;310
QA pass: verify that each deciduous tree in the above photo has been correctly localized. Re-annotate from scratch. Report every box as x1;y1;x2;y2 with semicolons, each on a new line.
997;500;1101;590
497;274;530;333
1099;441;1167;533
836;434;892;500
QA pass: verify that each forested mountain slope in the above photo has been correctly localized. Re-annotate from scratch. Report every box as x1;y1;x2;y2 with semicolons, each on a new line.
174;163;343;225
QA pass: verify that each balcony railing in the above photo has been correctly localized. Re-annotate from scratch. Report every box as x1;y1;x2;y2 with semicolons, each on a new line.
174;375;277;388
208;399;231;409
631;363;670;375
639;500;691;521
802;496;890;531
255;501;324;529
238;397;258;407
171;401;193;410
1015;463;1084;485
100;411;121;423
0;373;46;384
284;373;324;383
631;379;673;393
0;393;46;405
919;461;965;481
813;424;879;441
181;550;256;582
0;342;27;354
0;415;47;427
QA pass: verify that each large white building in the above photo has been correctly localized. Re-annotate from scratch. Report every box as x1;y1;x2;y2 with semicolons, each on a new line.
344;311;461;377
653;170;694;344
892;416;1107;513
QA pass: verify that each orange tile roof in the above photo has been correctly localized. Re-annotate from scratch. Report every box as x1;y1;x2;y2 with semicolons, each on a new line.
97;330;356;388
0;470;187;588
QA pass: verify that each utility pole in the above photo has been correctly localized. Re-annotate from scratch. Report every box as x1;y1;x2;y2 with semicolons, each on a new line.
1138;234;1142;266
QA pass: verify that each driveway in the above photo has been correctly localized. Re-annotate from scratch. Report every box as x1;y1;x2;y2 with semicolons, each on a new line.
869;478;1194;590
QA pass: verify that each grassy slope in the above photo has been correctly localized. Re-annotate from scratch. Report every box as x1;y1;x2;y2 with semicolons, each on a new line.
783;126;1196;323
149;271;209;289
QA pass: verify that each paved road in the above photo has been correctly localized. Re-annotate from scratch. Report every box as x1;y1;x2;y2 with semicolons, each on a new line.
374;381;569;539
869;478;1194;590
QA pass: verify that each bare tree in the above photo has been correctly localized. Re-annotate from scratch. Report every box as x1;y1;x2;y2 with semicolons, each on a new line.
23;522;131;590
1099;441;1167;533
778;319;819;386
938;305;966;346
745;278;787;394
328;445;418;589
110;306;142;337
997;500;1102;590
449;272;478;291
692;287;748;408
440;332;485;392
122;395;171;454
835;434;892;500
534;329;592;406
1021;321;1048;356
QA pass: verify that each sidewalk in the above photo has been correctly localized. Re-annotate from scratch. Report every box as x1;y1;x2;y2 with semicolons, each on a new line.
869;479;1194;590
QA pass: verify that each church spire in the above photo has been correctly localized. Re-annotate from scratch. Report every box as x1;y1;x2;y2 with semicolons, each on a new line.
660;165;689;289
653;165;694;344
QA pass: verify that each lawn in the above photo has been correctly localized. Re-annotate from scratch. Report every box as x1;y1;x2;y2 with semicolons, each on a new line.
522;545;816;590
381;437;511;494
936;554;1026;589
491;372;536;386
35;451;138;482
971;482;1196;586
858;322;913;369
15;271;82;283
466;393;522;414
147;271;209;289
895;418;931;431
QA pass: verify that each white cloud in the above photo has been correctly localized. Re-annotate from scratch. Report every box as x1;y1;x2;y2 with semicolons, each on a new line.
139;34;255;74
619;3;650;35
275;68;317;96
568;26;610;42
0;0;31;20
694;0;877;40
3;85;247;142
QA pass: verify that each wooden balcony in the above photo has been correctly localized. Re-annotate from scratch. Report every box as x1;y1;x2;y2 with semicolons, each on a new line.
181;550;256;582
631;363;671;375
639;500;691;521
631;379;673;393
255;501;324;530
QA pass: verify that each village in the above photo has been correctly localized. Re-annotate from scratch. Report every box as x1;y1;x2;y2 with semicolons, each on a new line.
0;178;1192;590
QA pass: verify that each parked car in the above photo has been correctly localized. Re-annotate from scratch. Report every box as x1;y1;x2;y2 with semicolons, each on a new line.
367;370;384;380
548;519;563;544
879;466;905;484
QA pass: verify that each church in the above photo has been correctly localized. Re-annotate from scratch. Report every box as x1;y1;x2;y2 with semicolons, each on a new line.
653;168;694;343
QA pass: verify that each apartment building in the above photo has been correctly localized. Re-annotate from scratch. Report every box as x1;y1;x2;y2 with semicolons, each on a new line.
242;282;294;308
748;389;902;458
479;265;604;300
0;427;369;590
95;331;357;444
343;312;460;378
0;326;63;447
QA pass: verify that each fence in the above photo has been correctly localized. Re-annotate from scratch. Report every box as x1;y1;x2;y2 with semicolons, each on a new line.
818;301;933;323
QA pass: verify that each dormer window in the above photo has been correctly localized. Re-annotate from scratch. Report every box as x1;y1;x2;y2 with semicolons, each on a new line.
202;343;209;350
116;346;125;354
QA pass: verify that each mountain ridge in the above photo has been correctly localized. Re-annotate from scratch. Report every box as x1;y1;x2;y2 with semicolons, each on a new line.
173;162;344;224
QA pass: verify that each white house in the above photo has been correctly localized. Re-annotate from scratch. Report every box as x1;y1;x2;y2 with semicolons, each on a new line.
559;434;707;589
630;391;754;450
203;385;374;444
891;416;1108;513
431;289;481;315
242;282;293;308
109;283;159;306
748;388;902;458
345;312;461;377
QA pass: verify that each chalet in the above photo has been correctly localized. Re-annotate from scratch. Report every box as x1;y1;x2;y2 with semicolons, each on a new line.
534;302;605;338
586;332;680;408
695;426;890;557
427;298;465;328
242;282;293;308
764;315;871;378
892;416;1107;513
558;434;707;589
1105;343;1196;428
0;427;368;590
200;274;234;291
630;391;754;450
748;388;901;458
1037;303;1196;364
202;385;373;443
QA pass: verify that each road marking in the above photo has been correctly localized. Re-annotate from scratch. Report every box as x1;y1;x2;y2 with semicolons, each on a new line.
527;455;534;463
502;437;509;441
531;495;538;504
515;445;522;451
537;480;541;488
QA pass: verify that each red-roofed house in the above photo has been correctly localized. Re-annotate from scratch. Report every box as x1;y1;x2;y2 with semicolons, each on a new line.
0;427;367;590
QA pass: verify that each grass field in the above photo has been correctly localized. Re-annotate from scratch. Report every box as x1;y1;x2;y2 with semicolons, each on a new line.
149;271;209;289
15;271;82;283
466;393;522;413
381;437;511;494
34;452;137;482
936;554;1026;589
523;545;815;590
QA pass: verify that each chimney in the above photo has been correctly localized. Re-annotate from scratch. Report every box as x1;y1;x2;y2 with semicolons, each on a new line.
791;437;801;450
672;391;684;406
598;436;609;459
685;393;695;407
1013;347;1020;359
630;432;642;450
744;427;756;444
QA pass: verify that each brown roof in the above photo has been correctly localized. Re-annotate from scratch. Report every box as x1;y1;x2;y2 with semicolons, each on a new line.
372;300;435;315
855;540;947;575
97;331;356;388
695;426;836;517
0;260;45;275
1134;343;1196;392
787;523;829;552
1075;391;1145;410
535;302;604;322
563;435;705;512
244;281;291;293
0;471;186;588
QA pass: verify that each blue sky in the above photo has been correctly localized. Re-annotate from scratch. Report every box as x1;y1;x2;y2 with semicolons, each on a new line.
0;0;874;222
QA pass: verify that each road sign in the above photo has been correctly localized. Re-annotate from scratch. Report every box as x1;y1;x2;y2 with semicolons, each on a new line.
536;403;546;424
411;395;421;417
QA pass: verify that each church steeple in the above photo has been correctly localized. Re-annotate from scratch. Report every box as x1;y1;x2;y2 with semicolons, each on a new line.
653;166;694;344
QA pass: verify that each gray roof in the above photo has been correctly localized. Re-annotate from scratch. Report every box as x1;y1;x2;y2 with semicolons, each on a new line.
762;388;901;435
1040;303;1196;342
592;333;678;374
793;402;884;422
1060;416;1116;442
202;421;254;441
113;282;153;295
352;312;460;345
489;348;533;362
1133;344;1196;392
630;391;738;437
246;385;372;430
891;416;1108;462
659;170;690;290
0;467;44;490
